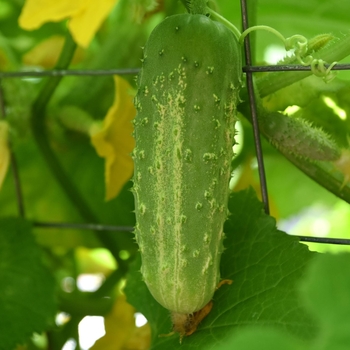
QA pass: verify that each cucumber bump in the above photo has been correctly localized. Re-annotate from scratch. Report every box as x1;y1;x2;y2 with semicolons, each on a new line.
133;13;242;336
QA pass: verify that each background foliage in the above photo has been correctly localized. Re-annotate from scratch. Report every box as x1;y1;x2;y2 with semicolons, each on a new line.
1;0;350;349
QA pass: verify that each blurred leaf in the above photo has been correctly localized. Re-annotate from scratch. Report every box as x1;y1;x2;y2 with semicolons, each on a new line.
76;247;116;274
56;105;95;134
22;35;84;68
91;294;150;350
0;41;15;70
0;218;56;350
299;253;350;350
125;189;317;349
0;120;10;191
1;79;36;138
90;75;135;201
35;228;101;249
18;0;119;48
262;152;340;219
0;1;14;20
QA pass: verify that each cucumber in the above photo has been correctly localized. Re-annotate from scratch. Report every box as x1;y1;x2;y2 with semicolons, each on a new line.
133;13;241;321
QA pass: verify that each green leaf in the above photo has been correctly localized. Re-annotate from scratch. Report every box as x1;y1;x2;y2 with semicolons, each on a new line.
215;251;350;350
214;328;304;350
125;189;317;349
0;218;56;350
299;253;350;350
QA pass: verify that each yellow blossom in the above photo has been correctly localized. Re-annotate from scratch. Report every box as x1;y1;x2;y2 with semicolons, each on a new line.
18;0;119;48
90;76;135;201
0;121;10;191
23;35;84;68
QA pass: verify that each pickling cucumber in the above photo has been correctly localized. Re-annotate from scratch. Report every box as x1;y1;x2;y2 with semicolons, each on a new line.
133;13;241;319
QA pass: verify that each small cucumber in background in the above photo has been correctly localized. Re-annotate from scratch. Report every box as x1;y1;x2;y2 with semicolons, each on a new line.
133;12;242;337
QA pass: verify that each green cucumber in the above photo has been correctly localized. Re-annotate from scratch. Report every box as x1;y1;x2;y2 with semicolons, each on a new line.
133;13;241;318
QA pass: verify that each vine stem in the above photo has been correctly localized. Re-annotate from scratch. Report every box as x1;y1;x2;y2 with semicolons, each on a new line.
30;32;128;276
257;31;350;97
239;25;286;46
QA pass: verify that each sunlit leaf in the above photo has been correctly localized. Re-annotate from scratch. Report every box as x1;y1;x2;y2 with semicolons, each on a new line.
76;247;116;275
18;0;119;48
90;75;135;201
0;121;10;191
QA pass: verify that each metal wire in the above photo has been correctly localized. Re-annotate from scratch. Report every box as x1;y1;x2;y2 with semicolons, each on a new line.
0;68;140;79
33;221;133;232
243;63;350;72
241;0;270;215
299;236;350;245
3;3;350;245
31;221;350;245
0;63;348;79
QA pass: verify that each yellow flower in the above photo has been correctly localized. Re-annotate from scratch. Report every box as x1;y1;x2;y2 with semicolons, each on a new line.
0;121;10;191
23;35;85;68
18;0;119;48
90;76;135;201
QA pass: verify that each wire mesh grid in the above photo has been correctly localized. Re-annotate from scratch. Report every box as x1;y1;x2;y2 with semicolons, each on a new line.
2;0;350;246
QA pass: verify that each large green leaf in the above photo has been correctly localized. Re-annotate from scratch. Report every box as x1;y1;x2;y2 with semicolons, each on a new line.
214;252;350;350
215;328;304;350
125;189;317;349
0;218;56;350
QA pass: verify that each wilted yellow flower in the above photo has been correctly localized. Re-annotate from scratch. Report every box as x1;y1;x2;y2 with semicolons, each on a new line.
90;76;135;201
18;0;119;48
91;294;151;350
0;121;10;191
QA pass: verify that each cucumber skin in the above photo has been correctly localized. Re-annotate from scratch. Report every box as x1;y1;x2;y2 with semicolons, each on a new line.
133;14;242;314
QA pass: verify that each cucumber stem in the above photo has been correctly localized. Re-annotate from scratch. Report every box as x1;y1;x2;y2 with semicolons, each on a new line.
207;7;241;41
181;0;208;14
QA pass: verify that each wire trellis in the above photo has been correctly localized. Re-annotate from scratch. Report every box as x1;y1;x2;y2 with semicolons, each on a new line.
1;63;350;79
2;0;350;246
